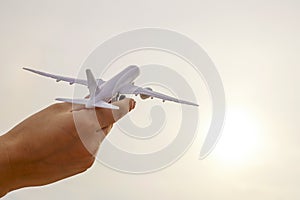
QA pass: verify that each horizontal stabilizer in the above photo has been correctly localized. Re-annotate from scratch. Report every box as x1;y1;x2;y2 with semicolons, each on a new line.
93;101;119;110
55;98;119;110
55;98;88;105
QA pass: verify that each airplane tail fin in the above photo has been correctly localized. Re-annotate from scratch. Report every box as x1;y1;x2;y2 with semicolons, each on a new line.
86;69;98;98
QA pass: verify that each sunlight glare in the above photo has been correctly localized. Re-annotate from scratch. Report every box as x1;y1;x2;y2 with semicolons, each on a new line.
213;108;262;165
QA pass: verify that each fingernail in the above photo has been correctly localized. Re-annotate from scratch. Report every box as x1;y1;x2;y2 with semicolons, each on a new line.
129;99;136;111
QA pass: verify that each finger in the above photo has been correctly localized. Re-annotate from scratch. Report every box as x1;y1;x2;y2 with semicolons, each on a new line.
111;98;136;122
69;98;135;157
71;103;86;111
71;98;136;130
101;124;113;136
71;94;90;111
48;102;73;112
94;98;136;127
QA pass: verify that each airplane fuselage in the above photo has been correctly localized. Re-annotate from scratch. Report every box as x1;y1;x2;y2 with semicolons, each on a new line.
86;65;140;107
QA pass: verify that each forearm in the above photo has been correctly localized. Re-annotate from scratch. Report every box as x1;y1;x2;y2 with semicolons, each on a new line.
0;133;15;197
0;129;39;197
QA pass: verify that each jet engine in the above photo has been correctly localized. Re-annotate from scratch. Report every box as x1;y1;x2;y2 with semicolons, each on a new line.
140;87;153;99
118;94;126;101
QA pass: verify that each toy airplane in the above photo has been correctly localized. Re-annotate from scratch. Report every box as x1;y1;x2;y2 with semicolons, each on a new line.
23;65;198;110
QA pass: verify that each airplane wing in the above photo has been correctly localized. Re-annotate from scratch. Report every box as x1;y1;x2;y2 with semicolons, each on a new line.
119;84;198;106
23;67;104;86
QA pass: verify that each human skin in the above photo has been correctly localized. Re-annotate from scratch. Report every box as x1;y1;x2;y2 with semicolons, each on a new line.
0;98;136;197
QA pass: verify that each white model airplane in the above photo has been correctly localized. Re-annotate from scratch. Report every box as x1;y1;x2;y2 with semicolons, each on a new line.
23;65;198;110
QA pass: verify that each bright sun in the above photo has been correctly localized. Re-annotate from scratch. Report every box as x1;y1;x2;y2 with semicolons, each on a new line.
213;108;262;165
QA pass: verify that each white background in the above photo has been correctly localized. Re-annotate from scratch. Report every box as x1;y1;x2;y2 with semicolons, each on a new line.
1;0;299;199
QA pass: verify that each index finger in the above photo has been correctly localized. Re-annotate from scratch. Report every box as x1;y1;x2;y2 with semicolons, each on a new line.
94;98;136;127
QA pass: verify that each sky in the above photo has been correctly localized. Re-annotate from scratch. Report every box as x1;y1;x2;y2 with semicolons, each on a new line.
0;0;300;199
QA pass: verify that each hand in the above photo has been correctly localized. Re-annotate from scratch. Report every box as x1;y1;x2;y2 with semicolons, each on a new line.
0;98;136;197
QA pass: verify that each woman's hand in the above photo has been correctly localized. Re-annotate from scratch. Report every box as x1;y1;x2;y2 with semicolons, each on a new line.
0;98;136;197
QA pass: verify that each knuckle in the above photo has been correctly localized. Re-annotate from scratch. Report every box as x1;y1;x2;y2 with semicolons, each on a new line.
84;157;95;169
